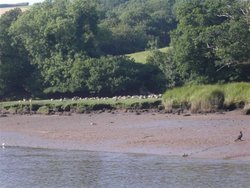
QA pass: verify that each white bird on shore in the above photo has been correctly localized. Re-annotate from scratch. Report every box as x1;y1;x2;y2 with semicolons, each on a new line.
2;143;5;149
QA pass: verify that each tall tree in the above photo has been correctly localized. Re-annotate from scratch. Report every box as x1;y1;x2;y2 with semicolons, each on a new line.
9;0;100;93
171;0;250;83
0;8;39;98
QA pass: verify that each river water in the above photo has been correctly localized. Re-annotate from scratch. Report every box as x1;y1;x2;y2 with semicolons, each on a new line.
1;147;250;188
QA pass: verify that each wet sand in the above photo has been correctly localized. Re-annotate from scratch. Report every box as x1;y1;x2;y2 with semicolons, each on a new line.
0;111;249;160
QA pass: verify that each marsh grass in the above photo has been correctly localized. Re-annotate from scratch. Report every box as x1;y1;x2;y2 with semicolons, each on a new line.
190;89;224;113
163;82;250;113
222;82;250;107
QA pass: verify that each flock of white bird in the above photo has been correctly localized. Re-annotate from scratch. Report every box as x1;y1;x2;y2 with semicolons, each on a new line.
18;94;162;103
54;94;163;102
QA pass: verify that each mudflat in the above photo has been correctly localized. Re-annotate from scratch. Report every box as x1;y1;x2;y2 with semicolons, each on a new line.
0;111;249;160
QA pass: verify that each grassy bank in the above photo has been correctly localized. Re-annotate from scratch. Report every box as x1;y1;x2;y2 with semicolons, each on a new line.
1;82;249;116
127;47;169;64
0;97;162;115
163;82;250;114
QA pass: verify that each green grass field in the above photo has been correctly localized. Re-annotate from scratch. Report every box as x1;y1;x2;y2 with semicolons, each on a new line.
126;47;169;64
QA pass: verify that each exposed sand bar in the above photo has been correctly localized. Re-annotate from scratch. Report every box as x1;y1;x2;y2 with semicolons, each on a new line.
0;111;249;160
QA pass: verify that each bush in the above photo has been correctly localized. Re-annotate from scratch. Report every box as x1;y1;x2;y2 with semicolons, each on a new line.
70;55;167;97
37;106;50;115
146;49;181;88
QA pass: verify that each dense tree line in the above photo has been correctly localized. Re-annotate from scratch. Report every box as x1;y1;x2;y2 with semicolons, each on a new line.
0;0;170;99
98;0;176;54
148;0;250;87
0;0;250;100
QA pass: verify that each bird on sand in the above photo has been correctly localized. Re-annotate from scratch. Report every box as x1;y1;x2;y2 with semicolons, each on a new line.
235;131;243;142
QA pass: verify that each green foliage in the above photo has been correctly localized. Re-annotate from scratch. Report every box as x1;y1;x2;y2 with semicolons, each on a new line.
0;8;41;99
10;0;100;60
1;0;250;101
42;53;76;93
40;55;166;96
70;55;166;96
171;0;250;84
8;0;100;94
99;0;177;55
146;48;182;88
0;0;170;99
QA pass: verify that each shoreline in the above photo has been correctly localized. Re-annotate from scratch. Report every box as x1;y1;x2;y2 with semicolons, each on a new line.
1;111;250;161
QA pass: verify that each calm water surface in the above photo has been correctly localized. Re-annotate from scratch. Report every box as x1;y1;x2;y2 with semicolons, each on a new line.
1;147;250;188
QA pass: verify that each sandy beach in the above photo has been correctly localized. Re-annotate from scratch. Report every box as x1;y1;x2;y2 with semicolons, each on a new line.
0;111;249;160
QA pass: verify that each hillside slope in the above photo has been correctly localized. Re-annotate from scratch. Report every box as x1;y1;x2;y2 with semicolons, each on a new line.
127;47;169;63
